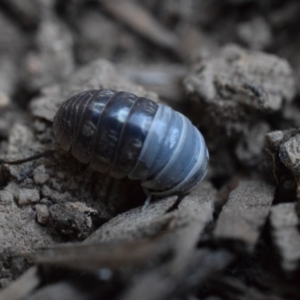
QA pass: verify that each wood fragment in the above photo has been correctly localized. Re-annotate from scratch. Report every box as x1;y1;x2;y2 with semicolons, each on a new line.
121;183;223;300
85;181;215;243
101;0;179;51
119;64;187;103
0;267;39;300
168;181;215;230
35;238;171;271
270;202;300;272
214;180;274;249
85;196;178;243
121;248;234;300
210;276;285;300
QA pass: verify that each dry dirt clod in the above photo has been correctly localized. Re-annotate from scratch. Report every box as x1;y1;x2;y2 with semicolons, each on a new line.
48;202;96;240
236;17;273;50
270;203;300;272
0;191;14;204
266;128;300;200
35;204;50;225
33;165;49;185
184;43;297;177
185;44;296;115
17;188;40;205
0;187;56;255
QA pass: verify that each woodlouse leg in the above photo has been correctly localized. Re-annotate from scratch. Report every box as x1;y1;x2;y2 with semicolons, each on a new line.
142;189;152;210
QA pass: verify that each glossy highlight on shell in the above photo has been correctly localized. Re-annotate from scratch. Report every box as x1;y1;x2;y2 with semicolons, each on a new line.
53;89;209;196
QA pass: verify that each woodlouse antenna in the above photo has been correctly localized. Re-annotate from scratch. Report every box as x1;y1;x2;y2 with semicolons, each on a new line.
0;150;55;165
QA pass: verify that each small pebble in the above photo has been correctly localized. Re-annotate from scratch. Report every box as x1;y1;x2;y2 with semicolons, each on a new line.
0;190;13;204
33;119;47;132
35;204;50;224
18;188;40;205
0;91;10;109
33;165;49;185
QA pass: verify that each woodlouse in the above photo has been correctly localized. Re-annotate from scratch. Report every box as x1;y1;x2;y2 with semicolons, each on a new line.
53;89;209;197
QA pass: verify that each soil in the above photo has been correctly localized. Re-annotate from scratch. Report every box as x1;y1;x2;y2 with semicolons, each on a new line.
1;1;300;299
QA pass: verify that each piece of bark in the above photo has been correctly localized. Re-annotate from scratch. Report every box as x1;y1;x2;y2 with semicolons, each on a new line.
45;182;213;298
0;267;39;300
85;196;178;243
270;203;300;272
101;0;179;51
118;182;226;300
279;134;300;175
121;248;234;300
214;180;274;250
35;237;171;271
85;181;216;243
119;63;187;103
70;181;219;300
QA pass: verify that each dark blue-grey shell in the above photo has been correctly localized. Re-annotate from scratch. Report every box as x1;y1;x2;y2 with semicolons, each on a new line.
53;89;209;196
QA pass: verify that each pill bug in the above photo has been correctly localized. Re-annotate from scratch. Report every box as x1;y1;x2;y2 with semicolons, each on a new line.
53;89;209;197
